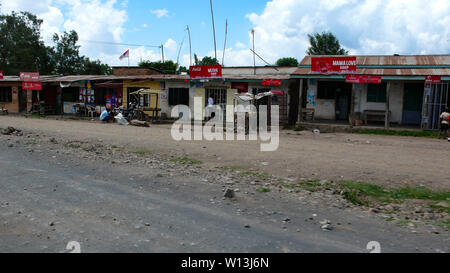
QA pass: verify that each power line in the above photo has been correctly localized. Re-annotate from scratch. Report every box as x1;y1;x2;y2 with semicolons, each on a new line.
80;40;161;48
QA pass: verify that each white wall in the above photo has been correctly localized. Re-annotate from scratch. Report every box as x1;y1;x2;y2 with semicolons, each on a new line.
355;81;404;124
306;79;405;123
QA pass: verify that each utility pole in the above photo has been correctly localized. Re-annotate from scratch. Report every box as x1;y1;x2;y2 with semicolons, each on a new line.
251;29;256;75
186;25;192;67
210;0;217;61
222;19;228;67
161;44;165;63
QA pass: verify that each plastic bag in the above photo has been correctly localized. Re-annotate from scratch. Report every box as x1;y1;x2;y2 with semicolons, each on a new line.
114;113;129;126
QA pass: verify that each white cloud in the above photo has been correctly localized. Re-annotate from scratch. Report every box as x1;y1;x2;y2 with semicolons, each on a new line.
239;0;450;65
150;8;168;19
63;0;127;57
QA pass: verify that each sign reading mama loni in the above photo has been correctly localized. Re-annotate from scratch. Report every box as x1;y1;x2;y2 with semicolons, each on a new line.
311;57;357;74
189;65;222;79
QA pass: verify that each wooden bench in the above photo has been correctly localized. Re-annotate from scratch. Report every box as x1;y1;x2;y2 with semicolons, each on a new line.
300;108;315;121
363;110;391;125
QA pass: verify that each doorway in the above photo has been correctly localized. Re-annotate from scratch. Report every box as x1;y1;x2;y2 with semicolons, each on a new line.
402;83;424;125
334;83;352;120
18;88;27;112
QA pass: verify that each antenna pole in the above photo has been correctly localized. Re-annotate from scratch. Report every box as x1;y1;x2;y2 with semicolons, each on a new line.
251;29;256;75
210;0;217;61
222;19;228;66
161;44;165;63
187;25;192;67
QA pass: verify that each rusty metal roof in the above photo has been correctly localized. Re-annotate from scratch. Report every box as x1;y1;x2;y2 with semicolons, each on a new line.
293;68;450;76
295;55;450;76
298;55;450;66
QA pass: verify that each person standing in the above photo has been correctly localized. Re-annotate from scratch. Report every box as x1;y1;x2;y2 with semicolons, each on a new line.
438;107;450;139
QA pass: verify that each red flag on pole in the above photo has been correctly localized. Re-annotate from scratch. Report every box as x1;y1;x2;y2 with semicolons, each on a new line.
119;49;130;60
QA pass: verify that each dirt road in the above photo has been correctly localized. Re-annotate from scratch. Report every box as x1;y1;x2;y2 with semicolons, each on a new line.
0;130;448;253
1;116;449;190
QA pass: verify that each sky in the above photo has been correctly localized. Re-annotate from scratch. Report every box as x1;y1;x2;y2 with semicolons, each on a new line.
1;0;449;67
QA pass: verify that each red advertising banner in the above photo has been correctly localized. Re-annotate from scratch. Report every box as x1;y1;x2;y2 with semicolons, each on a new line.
189;65;222;79
311;57;357;74
262;79;282;86
425;75;441;84
346;75;382;84
19;72;40;81
0;70;3;80
22;82;42;90
231;82;248;93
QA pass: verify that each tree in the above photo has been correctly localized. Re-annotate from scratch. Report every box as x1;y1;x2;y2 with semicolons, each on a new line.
177;66;189;74
52;31;84;75
81;58;112;75
306;32;348;55
198;56;219;65
139;60;178;74
0;11;55;75
52;30;111;75
276;57;299;67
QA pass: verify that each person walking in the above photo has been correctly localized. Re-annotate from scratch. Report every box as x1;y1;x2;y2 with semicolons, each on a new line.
438;107;450;140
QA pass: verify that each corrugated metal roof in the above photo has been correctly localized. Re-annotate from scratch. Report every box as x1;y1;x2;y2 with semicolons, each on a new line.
293;68;450;76
295;55;450;76
299;55;450;66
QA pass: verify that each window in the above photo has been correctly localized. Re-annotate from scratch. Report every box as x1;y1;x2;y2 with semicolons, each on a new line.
317;82;336;100
0;87;12;103
169;88;189;106
367;83;387;103
62;87;79;102
205;88;227;107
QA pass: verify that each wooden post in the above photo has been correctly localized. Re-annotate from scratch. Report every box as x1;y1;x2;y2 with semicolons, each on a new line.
385;82;391;129
297;79;304;124
349;83;355;126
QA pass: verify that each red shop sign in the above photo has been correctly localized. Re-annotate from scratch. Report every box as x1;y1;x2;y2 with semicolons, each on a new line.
22;82;42;90
262;79;282;86
425;75;441;84
20;72;40;82
311;57;357;74
0;70;3;80
189;65;222;79
231;82;248;93
346;75;382;84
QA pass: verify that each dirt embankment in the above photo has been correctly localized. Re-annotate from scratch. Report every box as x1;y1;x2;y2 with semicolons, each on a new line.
1;116;449;190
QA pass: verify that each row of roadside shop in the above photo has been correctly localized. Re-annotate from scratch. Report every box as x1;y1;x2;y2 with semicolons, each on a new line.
0;66;296;124
0;54;449;130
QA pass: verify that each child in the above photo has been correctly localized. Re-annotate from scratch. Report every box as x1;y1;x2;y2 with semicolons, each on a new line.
438;107;449;140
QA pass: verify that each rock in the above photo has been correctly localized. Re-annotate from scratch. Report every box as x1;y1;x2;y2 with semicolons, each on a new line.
283;218;291;223
1;127;16;135
130;120;150;127
321;224;333;231
244;224;251;228
49;222;55;227
224;189;235;198
319;219;331;225
435;201;449;208
7;143;13;147
49;138;58;144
